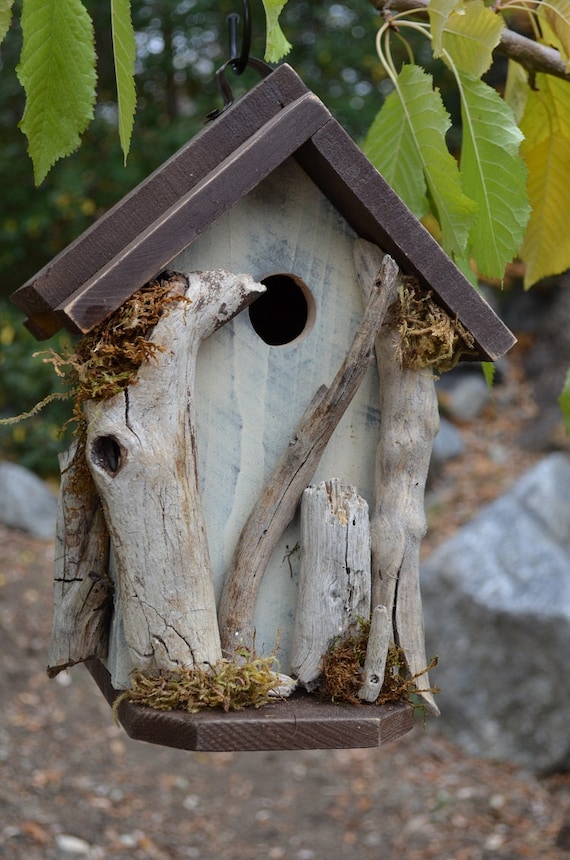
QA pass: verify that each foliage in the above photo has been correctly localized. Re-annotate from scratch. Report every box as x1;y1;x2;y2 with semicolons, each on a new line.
0;305;74;476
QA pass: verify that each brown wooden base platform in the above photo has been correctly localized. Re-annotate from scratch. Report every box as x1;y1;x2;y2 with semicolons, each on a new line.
85;659;415;752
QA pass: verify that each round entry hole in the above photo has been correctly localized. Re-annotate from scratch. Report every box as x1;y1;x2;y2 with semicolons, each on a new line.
249;274;314;346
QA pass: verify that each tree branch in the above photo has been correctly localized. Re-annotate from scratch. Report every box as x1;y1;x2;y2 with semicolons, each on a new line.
369;0;570;82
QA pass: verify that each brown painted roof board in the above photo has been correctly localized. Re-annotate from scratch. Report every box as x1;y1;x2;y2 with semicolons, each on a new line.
10;63;515;360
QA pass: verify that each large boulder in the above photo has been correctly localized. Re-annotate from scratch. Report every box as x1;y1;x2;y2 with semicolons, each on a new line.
421;453;570;773
0;461;57;539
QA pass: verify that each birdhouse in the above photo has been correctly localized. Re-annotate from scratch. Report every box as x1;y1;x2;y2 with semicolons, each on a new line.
11;64;515;752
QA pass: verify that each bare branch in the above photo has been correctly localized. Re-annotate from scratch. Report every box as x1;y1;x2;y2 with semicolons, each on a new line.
368;0;570;82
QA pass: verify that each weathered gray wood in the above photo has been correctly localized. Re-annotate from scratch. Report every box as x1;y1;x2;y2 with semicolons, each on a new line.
84;271;265;675
290;480;371;690
218;263;398;656
354;240;440;715
47;446;112;677
358;604;391;703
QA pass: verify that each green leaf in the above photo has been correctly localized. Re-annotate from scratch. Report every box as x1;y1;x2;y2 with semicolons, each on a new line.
261;0;292;63
428;0;462;57
440;0;504;78
559;367;570;435
111;0;136;164
519;73;570;286
17;0;97;185
458;73;530;279
363;65;476;257
482;361;495;389
0;0;14;45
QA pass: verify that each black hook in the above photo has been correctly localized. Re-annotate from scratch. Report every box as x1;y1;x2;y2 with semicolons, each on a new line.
228;0;251;76
206;0;273;121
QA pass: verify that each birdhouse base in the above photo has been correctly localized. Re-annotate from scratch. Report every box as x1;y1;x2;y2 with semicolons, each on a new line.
86;659;414;752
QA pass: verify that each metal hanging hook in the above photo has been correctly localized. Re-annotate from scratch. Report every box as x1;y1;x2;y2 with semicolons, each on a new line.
206;0;273;121
228;0;251;76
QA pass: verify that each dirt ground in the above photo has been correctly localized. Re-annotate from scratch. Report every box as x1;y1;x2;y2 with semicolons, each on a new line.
2;350;570;860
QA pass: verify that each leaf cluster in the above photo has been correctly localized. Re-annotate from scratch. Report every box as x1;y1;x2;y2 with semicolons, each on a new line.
361;0;570;292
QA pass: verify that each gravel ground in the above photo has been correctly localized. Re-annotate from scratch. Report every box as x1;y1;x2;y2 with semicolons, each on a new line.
2;352;570;860
2;524;570;860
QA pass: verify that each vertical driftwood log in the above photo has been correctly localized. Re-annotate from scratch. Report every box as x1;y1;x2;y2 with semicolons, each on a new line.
47;446;112;677
290;480;371;690
85;270;265;675
218;261;398;656
354;241;440;716
358;604;391;702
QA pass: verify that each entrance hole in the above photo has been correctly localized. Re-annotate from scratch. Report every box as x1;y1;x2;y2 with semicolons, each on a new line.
249;274;314;346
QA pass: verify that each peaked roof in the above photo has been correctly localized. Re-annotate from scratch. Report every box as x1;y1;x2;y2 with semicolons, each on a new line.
11;64;514;360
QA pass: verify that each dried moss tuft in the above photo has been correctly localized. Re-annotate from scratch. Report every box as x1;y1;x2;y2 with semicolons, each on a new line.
393;277;477;372
321;623;439;715
42;271;190;416
113;650;287;718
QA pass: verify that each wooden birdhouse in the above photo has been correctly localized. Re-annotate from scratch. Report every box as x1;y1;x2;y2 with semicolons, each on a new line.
11;64;515;752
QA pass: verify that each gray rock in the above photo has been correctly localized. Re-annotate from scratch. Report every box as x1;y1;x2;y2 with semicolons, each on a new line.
421;453;570;773
0;461;57;538
446;373;490;421
432;417;466;463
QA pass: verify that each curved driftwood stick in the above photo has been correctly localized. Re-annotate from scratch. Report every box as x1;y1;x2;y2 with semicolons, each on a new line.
47;445;112;677
218;256;398;655
354;239;440;716
85;271;265;674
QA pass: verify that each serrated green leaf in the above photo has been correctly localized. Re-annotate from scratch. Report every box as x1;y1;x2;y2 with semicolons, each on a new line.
519;73;570;287
0;0;14;45
440;0;504;78
261;0;291;63
458;73;530;279
17;0;96;185
559;367;570;434
429;0;462;57
111;0;136;164
363;65;476;257
363;84;430;219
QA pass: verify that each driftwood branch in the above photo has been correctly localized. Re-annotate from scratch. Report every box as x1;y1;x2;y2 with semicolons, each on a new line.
218;258;398;655
47;446;112;677
354;240;440;716
290;480;371;690
85;271;265;675
359;604;391;702
369;0;570;82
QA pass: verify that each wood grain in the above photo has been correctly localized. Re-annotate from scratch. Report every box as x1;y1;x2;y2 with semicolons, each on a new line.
86;658;415;751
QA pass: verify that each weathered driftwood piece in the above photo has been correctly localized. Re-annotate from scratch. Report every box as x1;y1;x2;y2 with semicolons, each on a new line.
218;261;398;655
358;604;391;703
47;446;112;677
354;240;440;715
290;480;371;690
85;270;265;675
